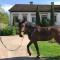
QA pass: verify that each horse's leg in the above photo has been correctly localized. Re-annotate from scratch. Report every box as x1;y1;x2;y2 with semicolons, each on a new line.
34;41;40;57
55;35;60;44
19;26;23;37
27;41;32;56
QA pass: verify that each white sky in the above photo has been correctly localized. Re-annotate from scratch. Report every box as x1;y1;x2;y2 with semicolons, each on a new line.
1;4;13;12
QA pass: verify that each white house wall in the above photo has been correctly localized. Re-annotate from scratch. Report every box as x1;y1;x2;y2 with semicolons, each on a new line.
10;12;60;26
10;12;36;25
55;12;60;26
9;12;13;25
18;12;36;22
44;12;59;26
40;12;60;26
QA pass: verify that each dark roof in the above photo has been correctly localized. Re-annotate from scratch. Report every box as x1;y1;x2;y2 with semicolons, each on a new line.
9;4;60;12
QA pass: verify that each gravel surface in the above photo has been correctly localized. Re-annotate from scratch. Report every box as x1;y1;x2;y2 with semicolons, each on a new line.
0;35;30;59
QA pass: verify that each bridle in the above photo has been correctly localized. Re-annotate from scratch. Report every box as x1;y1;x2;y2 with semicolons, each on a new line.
0;36;24;51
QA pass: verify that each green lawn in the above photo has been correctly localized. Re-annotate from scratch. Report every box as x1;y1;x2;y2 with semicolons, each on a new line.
31;41;60;57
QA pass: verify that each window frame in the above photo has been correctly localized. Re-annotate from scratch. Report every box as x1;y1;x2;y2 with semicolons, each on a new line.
41;14;48;20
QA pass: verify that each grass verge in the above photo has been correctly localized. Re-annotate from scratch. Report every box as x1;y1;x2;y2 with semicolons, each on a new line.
31;41;60;57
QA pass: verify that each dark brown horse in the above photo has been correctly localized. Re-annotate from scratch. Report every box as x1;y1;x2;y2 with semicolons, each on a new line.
19;22;60;58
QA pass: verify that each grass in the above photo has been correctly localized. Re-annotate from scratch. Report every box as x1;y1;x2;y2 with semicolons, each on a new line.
31;41;60;57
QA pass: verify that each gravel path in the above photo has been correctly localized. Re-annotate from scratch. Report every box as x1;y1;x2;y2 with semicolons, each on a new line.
0;35;30;59
0;35;59;60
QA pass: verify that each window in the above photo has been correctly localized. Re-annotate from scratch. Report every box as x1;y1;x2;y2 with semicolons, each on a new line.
41;15;48;26
13;15;19;33
32;17;36;24
13;15;18;25
54;15;56;22
41;15;47;20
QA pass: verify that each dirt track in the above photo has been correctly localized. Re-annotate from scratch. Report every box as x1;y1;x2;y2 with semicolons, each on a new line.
0;35;30;59
0;35;59;60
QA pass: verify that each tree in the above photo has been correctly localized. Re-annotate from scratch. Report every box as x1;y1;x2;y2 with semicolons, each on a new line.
0;6;9;24
36;5;40;26
0;12;9;24
50;2;55;26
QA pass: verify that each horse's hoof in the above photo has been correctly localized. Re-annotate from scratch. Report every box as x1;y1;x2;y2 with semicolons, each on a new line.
27;50;31;56
19;35;23;37
29;52;31;56
28;52;31;56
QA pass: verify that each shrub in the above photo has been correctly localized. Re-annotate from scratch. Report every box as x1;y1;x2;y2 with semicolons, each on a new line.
0;26;17;36
12;26;17;35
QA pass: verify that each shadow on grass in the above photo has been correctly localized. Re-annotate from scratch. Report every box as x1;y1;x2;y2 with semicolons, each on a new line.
0;56;60;60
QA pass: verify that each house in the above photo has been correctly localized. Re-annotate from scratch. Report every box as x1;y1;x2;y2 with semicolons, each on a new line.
9;2;60;27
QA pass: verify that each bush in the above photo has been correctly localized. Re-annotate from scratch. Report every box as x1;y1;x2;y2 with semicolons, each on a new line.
12;26;17;35
40;19;50;27
0;26;17;36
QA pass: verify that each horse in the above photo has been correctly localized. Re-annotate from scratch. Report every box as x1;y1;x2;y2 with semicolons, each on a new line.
18;19;27;37
19;21;60;58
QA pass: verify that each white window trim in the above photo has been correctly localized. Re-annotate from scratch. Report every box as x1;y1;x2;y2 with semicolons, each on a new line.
31;14;36;24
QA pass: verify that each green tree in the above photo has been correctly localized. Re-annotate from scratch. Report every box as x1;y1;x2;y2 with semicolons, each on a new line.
0;6;9;24
50;2;55;26
36;5;40;25
0;12;9;24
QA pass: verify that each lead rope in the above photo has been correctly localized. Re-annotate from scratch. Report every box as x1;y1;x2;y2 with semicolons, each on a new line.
0;36;24;51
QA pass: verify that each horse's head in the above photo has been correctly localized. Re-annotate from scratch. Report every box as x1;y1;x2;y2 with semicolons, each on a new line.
18;19;27;37
22;22;34;35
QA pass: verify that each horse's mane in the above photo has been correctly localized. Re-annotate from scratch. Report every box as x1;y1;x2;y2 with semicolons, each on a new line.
25;22;35;36
25;22;36;27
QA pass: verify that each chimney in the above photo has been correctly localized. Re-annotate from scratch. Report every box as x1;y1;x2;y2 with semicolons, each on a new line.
51;2;54;10
51;2;54;5
30;1;33;5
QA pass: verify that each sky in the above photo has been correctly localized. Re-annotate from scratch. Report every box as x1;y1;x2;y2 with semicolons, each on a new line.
0;0;60;12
